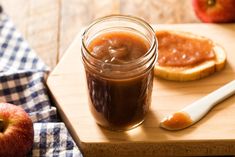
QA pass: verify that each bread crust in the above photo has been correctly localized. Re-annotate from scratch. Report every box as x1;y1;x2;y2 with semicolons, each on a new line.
154;31;226;81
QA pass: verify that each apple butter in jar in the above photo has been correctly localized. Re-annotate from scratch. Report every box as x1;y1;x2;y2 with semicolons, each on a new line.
81;15;157;131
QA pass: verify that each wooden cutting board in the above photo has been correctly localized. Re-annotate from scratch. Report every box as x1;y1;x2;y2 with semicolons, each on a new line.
47;24;235;157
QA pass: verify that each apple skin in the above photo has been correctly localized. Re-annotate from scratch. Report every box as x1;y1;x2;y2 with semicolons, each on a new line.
192;0;235;23
0;103;34;157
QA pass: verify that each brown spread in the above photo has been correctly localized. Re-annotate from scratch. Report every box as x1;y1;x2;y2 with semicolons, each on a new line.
85;31;153;130
161;112;193;130
156;31;215;67
88;31;149;64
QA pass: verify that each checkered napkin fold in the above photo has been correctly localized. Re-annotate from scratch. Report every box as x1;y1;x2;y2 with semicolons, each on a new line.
0;11;82;157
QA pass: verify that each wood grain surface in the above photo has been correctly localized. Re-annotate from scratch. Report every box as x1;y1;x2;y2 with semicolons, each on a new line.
0;0;200;68
47;24;235;157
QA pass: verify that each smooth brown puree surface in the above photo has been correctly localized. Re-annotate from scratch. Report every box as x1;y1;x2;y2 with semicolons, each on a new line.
156;31;215;67
88;31;149;64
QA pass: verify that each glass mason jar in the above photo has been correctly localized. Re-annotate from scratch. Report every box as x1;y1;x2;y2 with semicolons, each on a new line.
81;15;157;131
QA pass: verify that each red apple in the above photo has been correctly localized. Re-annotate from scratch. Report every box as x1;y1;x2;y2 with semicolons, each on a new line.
192;0;235;23
0;103;34;157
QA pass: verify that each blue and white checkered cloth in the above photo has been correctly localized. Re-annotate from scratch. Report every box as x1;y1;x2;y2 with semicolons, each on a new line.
0;10;83;157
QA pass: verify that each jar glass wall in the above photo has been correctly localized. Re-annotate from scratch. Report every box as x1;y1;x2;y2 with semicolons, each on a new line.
81;15;157;131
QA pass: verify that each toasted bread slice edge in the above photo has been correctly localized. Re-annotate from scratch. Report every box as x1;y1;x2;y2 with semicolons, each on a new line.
154;43;226;81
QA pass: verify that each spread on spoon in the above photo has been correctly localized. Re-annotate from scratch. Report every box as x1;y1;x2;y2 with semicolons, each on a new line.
160;80;235;131
160;112;193;131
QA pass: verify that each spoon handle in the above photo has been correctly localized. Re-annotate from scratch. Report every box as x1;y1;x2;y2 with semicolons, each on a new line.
182;80;235;121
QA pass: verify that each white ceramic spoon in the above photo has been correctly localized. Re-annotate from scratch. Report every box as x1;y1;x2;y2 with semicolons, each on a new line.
160;80;235;131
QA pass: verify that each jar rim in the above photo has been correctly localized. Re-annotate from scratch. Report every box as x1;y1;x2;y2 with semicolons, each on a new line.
82;14;158;67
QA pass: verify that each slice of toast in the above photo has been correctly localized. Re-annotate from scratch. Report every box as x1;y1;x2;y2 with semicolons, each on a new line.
154;30;226;81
